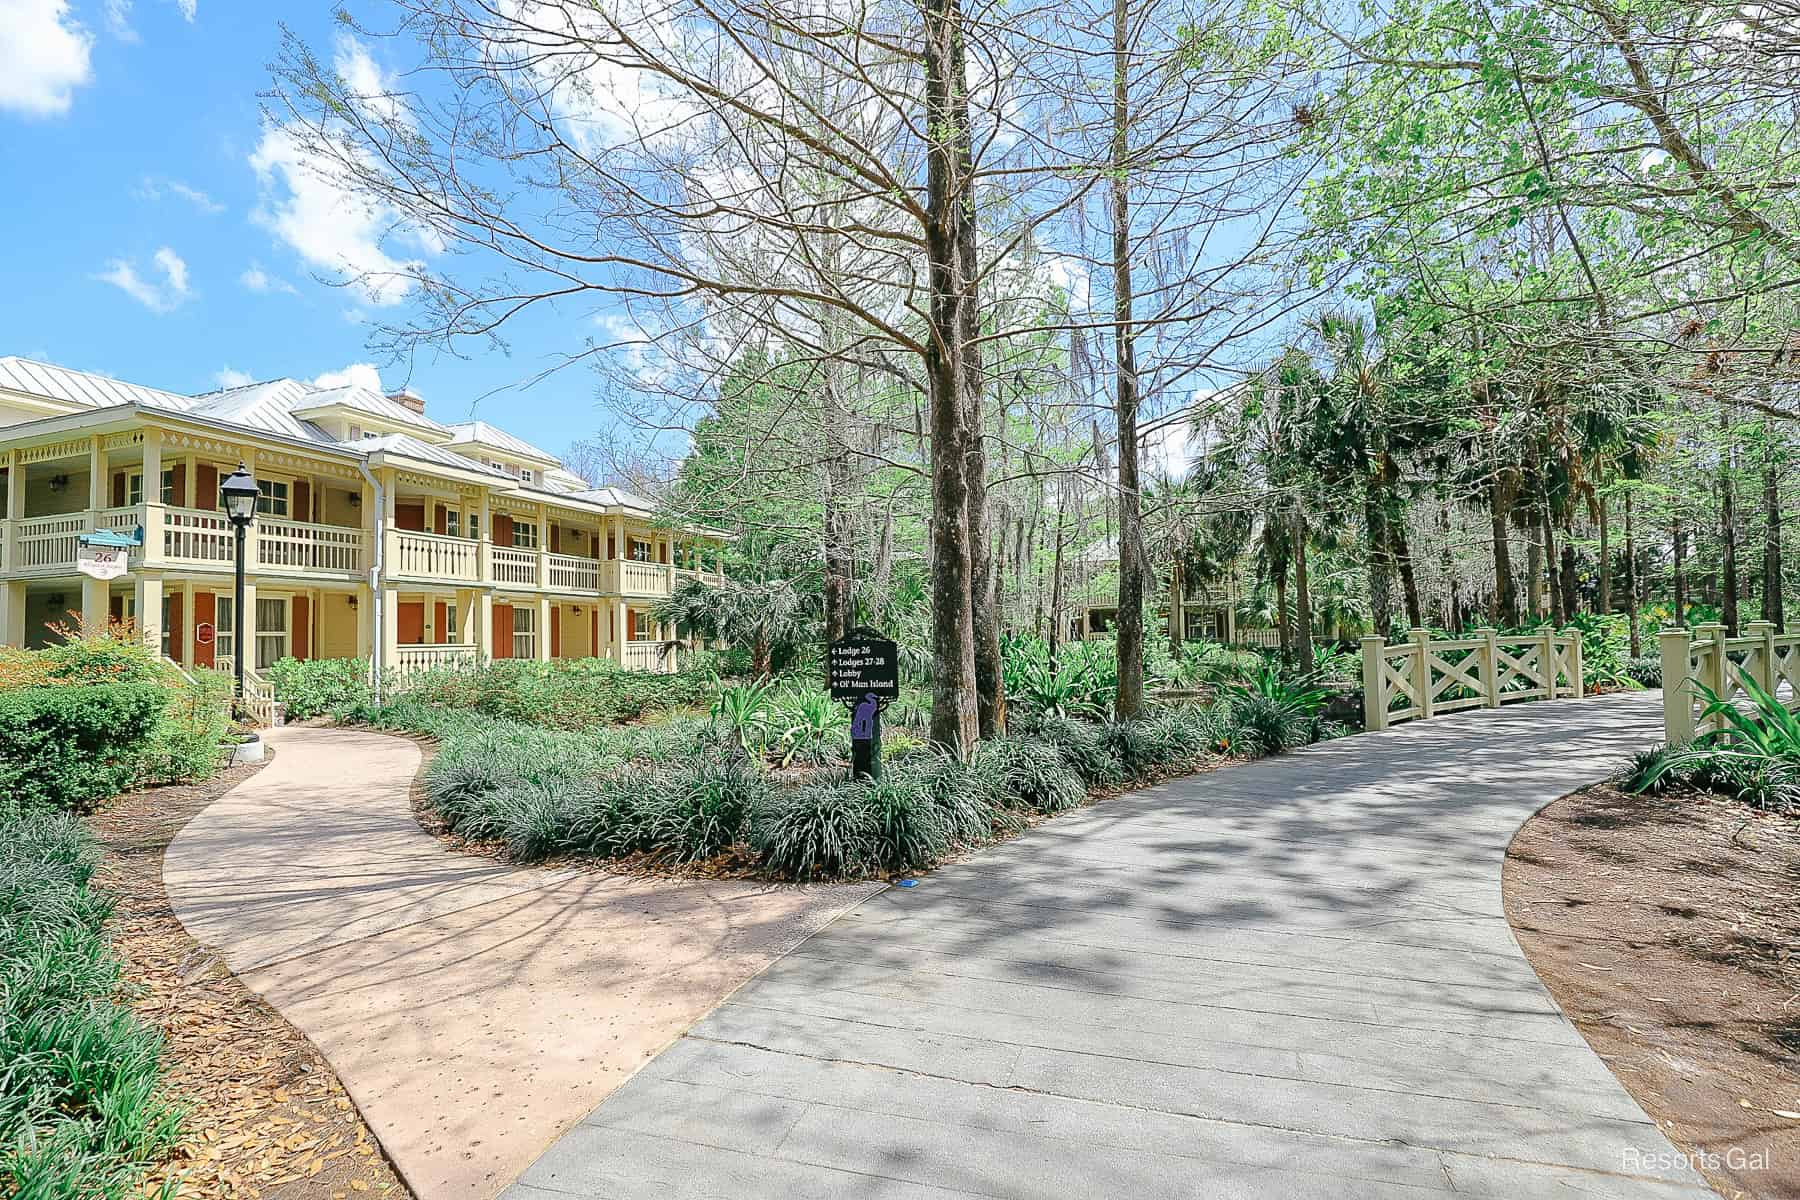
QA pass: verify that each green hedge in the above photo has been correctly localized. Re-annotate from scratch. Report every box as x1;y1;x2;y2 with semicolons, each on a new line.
0;806;182;1195
0;684;166;813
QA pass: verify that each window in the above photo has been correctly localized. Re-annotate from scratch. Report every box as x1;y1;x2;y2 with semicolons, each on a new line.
127;473;143;506
469;514;481;541
160;596;172;658
214;596;234;663
520;468;536;485
161;468;174;504
349;425;362;440
631;609;654;641
445;602;459;643
629;537;652;562
446;511;461;538
256;479;289;517
255;597;288;669
511;606;536;659
512;521;539;549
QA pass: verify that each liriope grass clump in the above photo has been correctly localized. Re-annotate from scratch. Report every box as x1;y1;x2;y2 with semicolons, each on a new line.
1;805;183;1195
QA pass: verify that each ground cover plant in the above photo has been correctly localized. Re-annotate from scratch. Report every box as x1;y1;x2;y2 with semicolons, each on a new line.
376;665;1327;880
1624;677;1800;816
0;804;183;1197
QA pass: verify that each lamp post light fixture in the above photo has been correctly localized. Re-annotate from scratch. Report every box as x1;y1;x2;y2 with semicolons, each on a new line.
219;462;260;704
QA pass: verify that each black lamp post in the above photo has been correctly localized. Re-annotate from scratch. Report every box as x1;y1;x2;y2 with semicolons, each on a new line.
219;462;259;703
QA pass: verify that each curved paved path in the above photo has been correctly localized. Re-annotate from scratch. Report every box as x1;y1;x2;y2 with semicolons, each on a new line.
163;726;880;1200
507;693;1715;1200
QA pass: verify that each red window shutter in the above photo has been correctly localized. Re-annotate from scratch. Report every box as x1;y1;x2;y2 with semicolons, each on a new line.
398;602;425;645
550;609;561;658
292;595;311;659
494;514;513;547
171;463;187;507
395;504;425;532
166;593;183;662
293;480;312;522
592;606;599;654
193;593;215;668
606;534;615;558
492;604;511;659
112;471;126;507
196;464;218;511
109;594;123;622
435;601;448;644
434;506;447;535
550;525;561;554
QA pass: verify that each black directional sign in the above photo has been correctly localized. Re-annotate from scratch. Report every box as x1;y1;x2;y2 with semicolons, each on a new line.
828;630;901;702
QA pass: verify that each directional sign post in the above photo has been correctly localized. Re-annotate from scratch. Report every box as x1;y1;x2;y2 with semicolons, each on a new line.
829;628;899;782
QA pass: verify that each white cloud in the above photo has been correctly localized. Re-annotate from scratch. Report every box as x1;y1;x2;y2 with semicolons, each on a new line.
96;246;191;313
104;0;136;41
173;0;195;20
334;35;410;128
0;0;94;117
249;126;435;307
214;366;253;389
239;261;297;294
138;175;224;213
311;363;384;392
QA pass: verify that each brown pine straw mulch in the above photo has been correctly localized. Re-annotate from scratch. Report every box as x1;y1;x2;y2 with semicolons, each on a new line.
1504;783;1800;1200
88;757;413;1200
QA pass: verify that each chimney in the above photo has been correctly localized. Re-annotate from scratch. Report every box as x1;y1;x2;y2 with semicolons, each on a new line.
388;388;426;417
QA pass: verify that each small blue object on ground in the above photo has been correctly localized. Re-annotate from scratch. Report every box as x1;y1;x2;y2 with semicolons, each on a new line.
895;879;917;888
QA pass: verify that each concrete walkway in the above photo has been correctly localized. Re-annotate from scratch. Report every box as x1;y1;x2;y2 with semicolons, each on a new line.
507;693;1716;1200
162;726;880;1200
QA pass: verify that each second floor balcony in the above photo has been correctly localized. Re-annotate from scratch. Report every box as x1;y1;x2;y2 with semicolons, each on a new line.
3;504;368;580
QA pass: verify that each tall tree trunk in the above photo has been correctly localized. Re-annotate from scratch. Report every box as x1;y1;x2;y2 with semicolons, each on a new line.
1168;554;1185;649
1489;475;1519;626
1390;509;1423;628
922;0;979;752
1624;491;1640;657
969;411;1004;737
1720;405;1740;636
1110;0;1145;721
1596;492;1611;616
1274;563;1290;658
820;358;855;642
1364;484;1393;635
1673;514;1687;626
1293;513;1315;674
1762;429;1784;631
1559;538;1578;622
1542;511;1563;624
1048;498;1067;666
1526;534;1543;622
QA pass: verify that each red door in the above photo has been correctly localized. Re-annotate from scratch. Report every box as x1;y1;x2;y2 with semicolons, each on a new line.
398;602;425;645
492;604;511;659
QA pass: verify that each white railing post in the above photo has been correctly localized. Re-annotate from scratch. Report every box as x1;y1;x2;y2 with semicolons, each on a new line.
1747;620;1776;695
1695;622;1728;703
1659;626;1695;743
1410;628;1434;720
1564;627;1584;698
1539;627;1557;699
1479;627;1501;708
1361;634;1387;731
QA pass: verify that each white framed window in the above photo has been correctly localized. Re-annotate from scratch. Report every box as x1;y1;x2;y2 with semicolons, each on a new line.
630;609;653;641
446;511;461;538
349;424;363;440
512;521;539;549
215;595;234;662
255;596;288;669
629;537;652;562
511;605;536;659
469;513;481;541
126;470;174;506
520;468;536;485
256;479;290;517
445;602;459;643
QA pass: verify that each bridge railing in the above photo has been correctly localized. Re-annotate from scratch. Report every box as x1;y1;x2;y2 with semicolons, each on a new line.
1658;621;1800;742
1361;627;1583;731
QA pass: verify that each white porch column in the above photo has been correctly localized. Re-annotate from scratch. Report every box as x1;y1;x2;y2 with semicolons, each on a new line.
475;590;494;660
134;572;163;653
613;597;629;665
537;595;552;661
456;587;477;645
180;579;195;667
0;580;24;648
80;576;109;633
141;429;164;567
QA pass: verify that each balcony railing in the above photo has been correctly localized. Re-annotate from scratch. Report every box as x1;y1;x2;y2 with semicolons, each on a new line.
389;530;479;583
258;517;365;574
546;552;599;591
489;546;537;587
163;507;233;565
12;512;97;574
394;643;479;675
621;640;676;673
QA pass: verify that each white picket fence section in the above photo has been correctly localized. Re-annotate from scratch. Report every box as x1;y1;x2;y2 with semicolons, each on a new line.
1362;627;1583;731
1658;620;1800;742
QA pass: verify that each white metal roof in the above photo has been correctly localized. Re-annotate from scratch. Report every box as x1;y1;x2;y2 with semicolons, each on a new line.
0;355;196;411
292;386;454;437
445;420;560;465
362;432;514;478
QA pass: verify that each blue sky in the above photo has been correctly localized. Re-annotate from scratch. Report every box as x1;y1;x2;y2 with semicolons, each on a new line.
0;0;619;462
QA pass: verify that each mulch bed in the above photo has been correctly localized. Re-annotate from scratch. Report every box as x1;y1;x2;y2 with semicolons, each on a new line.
88;757;413;1200
1504;783;1800;1200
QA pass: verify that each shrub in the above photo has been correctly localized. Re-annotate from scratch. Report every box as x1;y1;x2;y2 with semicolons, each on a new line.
0;806;182;1194
867;775;952;871
267;657;373;720
1625;677;1800;814
638;757;768;861
400;658;717;730
0;683;166;812
984;736;1086;814
1025;714;1126;787
750;777;876;880
1218;667;1325;758
889;752;1006;842
1624;655;1662;689
139;669;233;787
